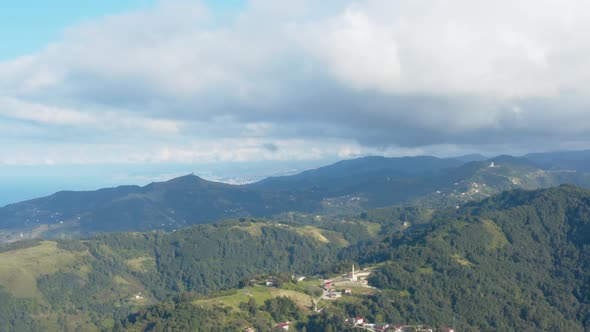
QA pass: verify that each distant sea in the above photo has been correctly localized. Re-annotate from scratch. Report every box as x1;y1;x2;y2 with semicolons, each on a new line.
0;160;332;207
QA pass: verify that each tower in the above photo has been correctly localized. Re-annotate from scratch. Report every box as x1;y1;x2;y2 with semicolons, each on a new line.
351;264;357;281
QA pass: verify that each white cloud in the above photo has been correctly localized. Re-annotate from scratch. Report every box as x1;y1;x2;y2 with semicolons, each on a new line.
1;0;590;164
299;8;401;93
5;0;590;100
0;97;180;134
298;0;590;98
0;97;96;126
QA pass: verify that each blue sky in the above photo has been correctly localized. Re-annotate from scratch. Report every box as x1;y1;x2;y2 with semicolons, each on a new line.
0;0;245;59
1;0;590;204
1;1;153;59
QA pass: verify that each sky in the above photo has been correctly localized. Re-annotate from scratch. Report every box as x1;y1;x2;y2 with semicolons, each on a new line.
2;0;590;203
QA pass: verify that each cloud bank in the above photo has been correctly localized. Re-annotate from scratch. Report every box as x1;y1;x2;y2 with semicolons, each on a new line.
2;0;590;164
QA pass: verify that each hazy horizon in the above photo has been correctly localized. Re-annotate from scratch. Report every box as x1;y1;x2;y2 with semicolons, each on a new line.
1;147;588;207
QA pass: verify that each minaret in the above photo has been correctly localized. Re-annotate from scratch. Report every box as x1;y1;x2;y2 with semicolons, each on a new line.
351;264;357;281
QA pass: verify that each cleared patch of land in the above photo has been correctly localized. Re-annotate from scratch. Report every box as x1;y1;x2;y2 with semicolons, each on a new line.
293;226;330;243
194;285;313;310
0;241;85;298
482;219;509;249
126;256;156;273
269;288;313;308
194;286;274;309
362;221;382;237
231;223;264;237
452;253;473;266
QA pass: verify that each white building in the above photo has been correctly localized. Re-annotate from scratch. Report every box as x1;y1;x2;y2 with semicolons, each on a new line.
349;264;357;281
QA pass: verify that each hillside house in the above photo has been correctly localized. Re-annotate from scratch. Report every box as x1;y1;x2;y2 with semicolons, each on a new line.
292;275;306;282
440;328;455;332
275;322;289;330
354;317;364;325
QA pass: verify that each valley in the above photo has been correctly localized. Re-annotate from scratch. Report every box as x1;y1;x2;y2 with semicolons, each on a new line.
2;152;590;330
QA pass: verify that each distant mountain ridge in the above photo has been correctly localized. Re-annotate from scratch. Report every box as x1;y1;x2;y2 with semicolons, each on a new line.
2;150;590;239
526;149;590;171
0;174;320;235
452;153;488;162
251;156;463;191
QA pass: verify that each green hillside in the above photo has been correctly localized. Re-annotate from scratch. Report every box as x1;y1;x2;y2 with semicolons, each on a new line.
3;185;590;331
358;185;590;330
124;185;590;331
0;217;388;331
415;157;590;208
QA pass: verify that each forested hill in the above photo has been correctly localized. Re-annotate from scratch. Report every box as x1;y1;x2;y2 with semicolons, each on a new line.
1;186;590;330
356;185;590;330
0;156;462;237
526;149;590;172
3;153;590;240
124;185;590;331
0;174;322;235
249;156;464;191
0;213;400;331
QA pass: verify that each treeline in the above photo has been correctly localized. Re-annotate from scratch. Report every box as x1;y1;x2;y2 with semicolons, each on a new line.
118;293;356;332
5;185;590;330
89;220;345;297
0;238;43;253
21;218;381;330
0;287;44;332
116;299;237;332
354;185;590;330
123;186;590;331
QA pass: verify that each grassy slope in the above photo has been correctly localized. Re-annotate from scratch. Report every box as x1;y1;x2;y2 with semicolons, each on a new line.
193;285;316;310
0;217;390;330
0;241;85;299
0;240;156;331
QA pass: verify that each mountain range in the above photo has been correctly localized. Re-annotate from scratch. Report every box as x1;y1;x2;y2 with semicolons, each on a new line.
2;150;590;241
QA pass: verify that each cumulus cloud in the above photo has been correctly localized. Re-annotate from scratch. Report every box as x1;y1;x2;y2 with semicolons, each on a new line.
1;0;590;164
0;97;96;126
0;97;180;135
300;8;402;93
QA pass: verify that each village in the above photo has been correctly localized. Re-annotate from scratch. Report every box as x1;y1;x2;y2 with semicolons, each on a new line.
247;264;457;332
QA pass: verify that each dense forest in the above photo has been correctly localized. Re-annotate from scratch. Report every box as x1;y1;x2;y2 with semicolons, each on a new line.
120;185;590;331
0;213;399;331
0;288;44;332
117;294;357;332
354;185;590;330
1;185;590;330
